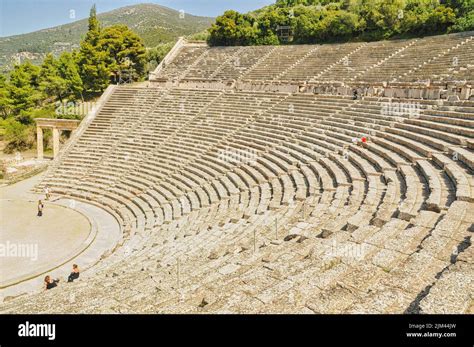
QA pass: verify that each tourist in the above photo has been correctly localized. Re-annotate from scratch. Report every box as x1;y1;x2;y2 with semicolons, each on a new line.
37;200;44;217
44;185;51;200
44;276;59;290
352;89;358;100
67;264;80;283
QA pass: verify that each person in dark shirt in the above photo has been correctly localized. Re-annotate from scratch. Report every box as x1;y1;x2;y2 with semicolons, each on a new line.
352;89;358;100
67;264;80;283
44;275;59;290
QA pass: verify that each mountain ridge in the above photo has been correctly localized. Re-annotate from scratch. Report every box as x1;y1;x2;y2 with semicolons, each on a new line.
0;3;214;71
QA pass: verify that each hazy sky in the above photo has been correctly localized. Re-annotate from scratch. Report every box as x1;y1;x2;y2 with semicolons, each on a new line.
0;0;276;37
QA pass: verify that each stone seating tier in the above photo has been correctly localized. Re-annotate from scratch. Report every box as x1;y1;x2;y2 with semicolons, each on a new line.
5;33;473;314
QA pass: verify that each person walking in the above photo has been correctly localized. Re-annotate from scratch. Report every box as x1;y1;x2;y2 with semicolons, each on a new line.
37;200;44;217
44;185;51;201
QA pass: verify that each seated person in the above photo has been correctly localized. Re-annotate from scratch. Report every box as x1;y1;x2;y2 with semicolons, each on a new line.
67;264;80;282
44;275;59;290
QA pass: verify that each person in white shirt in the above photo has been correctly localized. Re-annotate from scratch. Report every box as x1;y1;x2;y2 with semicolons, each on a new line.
44;186;51;201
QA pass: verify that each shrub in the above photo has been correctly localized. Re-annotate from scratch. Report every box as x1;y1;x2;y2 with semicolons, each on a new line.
1;118;34;153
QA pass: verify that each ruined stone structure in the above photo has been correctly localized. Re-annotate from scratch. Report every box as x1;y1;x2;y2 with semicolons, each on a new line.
35;118;80;159
1;31;473;314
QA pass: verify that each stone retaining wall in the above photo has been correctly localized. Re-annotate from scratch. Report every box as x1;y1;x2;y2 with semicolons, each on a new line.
151;78;472;100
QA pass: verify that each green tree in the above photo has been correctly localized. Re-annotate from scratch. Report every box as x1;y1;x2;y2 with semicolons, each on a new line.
401;1;456;35
78;5;110;92
209;0;472;44
57;52;83;101
39;53;84;103
424;5;456;33
450;9;474;31
38;54;68;103
0;75;13;118
1;117;33;153
444;0;474;16
208;10;259;46
8;61;42;116
99;25;147;82
255;8;287;45
292;6;325;43
362;0;405;38
320;10;363;41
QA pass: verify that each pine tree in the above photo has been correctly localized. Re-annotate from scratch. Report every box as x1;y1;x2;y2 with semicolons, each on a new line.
99;25;147;82
0;74;13;118
87;4;100;35
8;61;42;115
39;54;68;102
57;52;84;101
78;5;110;93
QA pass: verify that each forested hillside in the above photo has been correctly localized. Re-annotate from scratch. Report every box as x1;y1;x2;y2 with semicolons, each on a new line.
208;0;474;45
0;3;213;72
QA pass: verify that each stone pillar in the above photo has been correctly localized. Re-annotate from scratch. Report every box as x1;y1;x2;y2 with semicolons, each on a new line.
36;126;44;160
52;127;60;159
460;87;470;100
